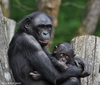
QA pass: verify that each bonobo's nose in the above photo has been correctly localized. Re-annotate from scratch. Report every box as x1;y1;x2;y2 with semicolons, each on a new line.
43;32;48;35
61;58;66;62
42;31;49;36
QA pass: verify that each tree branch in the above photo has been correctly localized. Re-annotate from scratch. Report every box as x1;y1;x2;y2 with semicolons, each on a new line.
61;2;85;9
14;0;34;11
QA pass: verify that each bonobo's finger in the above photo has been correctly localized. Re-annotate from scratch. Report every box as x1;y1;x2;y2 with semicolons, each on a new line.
81;62;91;77
65;65;68;69
30;71;39;76
30;72;34;75
74;60;80;67
33;71;38;74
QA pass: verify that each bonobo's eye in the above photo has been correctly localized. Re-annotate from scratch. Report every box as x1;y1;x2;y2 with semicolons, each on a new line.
60;53;65;57
38;25;45;28
47;25;52;28
47;25;52;31
66;56;69;59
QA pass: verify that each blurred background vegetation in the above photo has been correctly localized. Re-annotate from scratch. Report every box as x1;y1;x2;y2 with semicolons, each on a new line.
1;0;100;51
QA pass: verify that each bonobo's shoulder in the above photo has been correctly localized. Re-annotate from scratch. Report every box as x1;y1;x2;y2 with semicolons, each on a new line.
19;33;36;41
16;33;42;49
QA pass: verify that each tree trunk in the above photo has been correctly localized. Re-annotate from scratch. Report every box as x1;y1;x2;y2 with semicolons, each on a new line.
75;0;100;36
0;0;10;17
71;35;100;85
37;0;61;48
6;18;16;43
0;0;14;42
0;6;15;85
0;0;16;42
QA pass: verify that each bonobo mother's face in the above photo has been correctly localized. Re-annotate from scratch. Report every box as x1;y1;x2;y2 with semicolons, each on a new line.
33;14;53;46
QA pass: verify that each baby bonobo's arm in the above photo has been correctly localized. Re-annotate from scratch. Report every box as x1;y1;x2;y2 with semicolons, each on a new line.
49;56;68;72
30;56;68;81
30;71;42;80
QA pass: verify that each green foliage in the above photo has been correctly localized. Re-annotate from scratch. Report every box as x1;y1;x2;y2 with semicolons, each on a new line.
10;0;100;52
50;0;87;51
10;0;37;21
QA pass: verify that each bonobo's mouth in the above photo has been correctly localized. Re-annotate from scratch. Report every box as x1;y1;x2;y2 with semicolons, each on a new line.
39;40;49;44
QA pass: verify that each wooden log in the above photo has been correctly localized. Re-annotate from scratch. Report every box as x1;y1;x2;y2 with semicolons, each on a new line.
0;6;15;85
6;18;16;43
71;35;100;85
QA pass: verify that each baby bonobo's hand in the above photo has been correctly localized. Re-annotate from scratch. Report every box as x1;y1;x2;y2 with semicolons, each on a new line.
57;61;68;72
30;71;42;80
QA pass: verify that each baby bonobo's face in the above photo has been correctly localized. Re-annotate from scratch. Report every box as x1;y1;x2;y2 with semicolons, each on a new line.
55;52;72;64
55;43;74;64
59;53;71;64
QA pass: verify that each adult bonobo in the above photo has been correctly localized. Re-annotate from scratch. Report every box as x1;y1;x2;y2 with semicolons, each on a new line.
8;12;90;85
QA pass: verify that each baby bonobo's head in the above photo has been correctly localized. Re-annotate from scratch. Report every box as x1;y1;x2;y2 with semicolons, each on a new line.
52;42;75;64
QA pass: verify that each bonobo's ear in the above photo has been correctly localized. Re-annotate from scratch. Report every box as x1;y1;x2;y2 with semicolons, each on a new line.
24;18;31;28
53;46;57;53
52;46;57;56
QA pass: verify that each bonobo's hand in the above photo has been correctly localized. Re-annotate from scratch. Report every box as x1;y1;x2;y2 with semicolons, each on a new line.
50;56;68;71
74;56;91;77
57;61;68;71
30;71;42;80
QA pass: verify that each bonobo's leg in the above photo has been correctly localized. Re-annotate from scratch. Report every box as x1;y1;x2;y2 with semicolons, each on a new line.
61;77;81;85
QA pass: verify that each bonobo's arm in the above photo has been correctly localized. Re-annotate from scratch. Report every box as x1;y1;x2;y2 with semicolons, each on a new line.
74;56;91;77
49;56;68;72
21;34;82;84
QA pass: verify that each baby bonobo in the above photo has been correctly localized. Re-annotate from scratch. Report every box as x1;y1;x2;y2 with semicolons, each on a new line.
30;42;81;81
50;42;76;72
